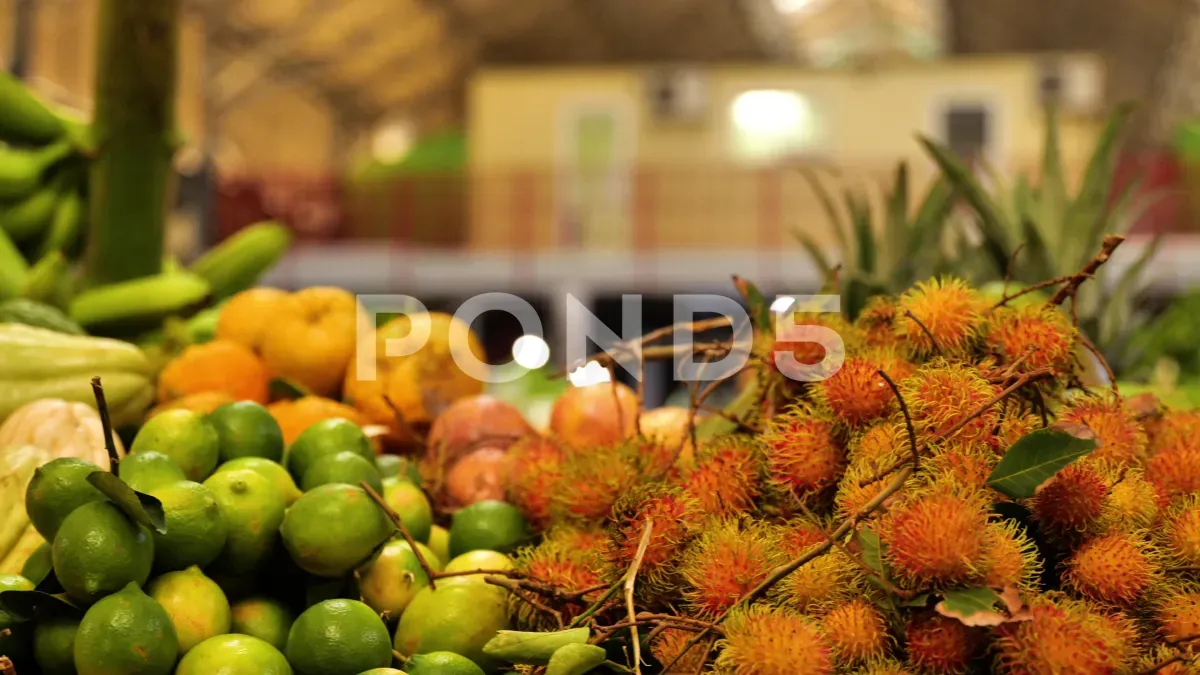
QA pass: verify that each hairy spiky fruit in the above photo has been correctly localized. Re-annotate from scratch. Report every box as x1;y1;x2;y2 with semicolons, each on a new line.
903;611;984;674
821;599;890;664
895;277;984;356
997;413;1041;453
854;660;915;675
835;458;915;521
856;296;901;349
679;437;765;516
923;447;997;493
768;315;861;373
1161;496;1200;567
899;360;1003;451
651;627;709;673
980;521;1042;591
506;436;566;527
813;352;914;427
1148;409;1200;451
512;533;607;628
548;442;641;524
1132;646;1200;675
849;421;908;466
1147;443;1200;506
606;485;702;592
550;526;610;559
680;519;786;618
993;594;1136;675
983;305;1077;377
1100;469;1158;531
717;606;834;675
1154;587;1200;644
761;407;846;503
1064;532;1160;606
1031;463;1111;538
880;487;990;589
771;532;865;612
1058;395;1149;466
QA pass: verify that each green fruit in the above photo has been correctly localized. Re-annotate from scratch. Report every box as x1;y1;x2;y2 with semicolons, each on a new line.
117;451;187;493
208;401;286;463
20;540;52;585
280;484;394;578
34;614;80;675
285;418;373;483
358;670;406;675
393;583;509;672
357;539;438;618
202;469;286;575
25;457;104;541
130;409;220;481
146;480;228;572
74;582;179;675
230;596;295;652
215;457;301;505
285;599;392;675
427;525;449;564
146;566;231;653
375;454;421;484
406;652;485;675
448;501;530;558
0;574;34;669
52;501;154;605
176;634;293;675
0;297;84;334
439;550;513;587
383;480;433;544
302;451;383;493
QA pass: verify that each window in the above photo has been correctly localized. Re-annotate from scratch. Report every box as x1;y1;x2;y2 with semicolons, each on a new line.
729;90;822;163
943;104;990;167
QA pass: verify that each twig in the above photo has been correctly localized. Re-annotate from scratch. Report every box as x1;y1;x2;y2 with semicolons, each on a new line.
626;520;654;675
1049;235;1125;306
1002;243;1025;297
90;377;122;472
559;318;735;377
1077;332;1118;393
487;576;565;629
991;274;1076;309
433;568;520;579
1032;388;1049;428
692;636;716;675
360;481;438;590
569;579;624;628
903;310;942;354
383;395;427;446
878;371;919;473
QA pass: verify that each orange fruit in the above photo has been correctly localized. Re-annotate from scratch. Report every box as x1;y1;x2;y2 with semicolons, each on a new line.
148;391;237;419
260;287;358;397
158;340;270;405
267;396;367;444
344;312;486;431
216;288;289;354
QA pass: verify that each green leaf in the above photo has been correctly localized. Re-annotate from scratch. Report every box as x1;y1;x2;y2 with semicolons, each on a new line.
792;227;834;280
484;628;591;665
732;275;772;334
1064;104;1134;269
936;587;1001;621
86;472;167;534
917;135;1013;272
845;192;876;276
546;643;609;675
269;377;310;401
1039;102;1068;253
883;162;910;279
695;377;759;440
0;590;79;622
985;425;1098;499
901;593;931;607
603;661;633;673
799;168;851;265
857;528;885;575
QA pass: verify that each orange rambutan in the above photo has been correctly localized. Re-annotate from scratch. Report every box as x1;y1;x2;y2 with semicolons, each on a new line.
717;605;834;675
549;525;610;559
761;406;846;504
848;420;909;465
679;518;786;618
678;436;765;517
982;305;1077;378
813;351;915;427
997;412;1042;454
903;610;985;674
548;442;642;524
779;516;830;555
856;295;902;349
1160;496;1200;567
923;447;998;494
606;485;702;591
1132;646;1200;675
771;544;865;613
980;521;1042;591
1058;394;1149;466
1063;532;1160;606
650;627;710;674
880;486;991;589
1030;462;1111;538
899;360;1003;452
855;660;916;675
894;277;984;357
506;435;566;527
1099;469;1159;531
1154;586;1200;645
834;457;916;521
1147;442;1200;506
512;532;608;628
767;314;862;374
1147;409;1200;452
993;593;1137;675
821;599;891;664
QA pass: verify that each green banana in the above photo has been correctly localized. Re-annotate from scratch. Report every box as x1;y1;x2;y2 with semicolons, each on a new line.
39;185;84;257
20;250;68;305
0;180;61;242
0;72;68;145
0;226;26;301
69;270;211;335
189;220;291;299
0;140;72;201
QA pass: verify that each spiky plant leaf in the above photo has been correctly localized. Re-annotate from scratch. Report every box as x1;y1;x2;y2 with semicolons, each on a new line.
800;167;852;266
846;191;876;277
794;227;834;280
916;135;1012;273
1062;103;1133;272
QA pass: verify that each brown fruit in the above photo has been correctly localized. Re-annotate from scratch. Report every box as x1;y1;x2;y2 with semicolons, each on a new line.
549;382;639;450
426;395;533;471
444;447;511;508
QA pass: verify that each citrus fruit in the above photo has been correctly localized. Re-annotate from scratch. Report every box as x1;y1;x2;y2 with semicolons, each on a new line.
230;596;295;651
448;500;531;558
377;454;423;484
0;574;34;669
357;538;439;617
74;582;179;675
24;457;104;540
268;396;367;444
117;451;187;493
439;550;514;587
146;565;231;653
130;409;221;481
147;480;228;572
393;582;509;672
176;633;293;675
20;540;52;585
427;525;450;565
33;614;80;675
285;417;374;483
202;468;286;575
285;598;392;675
147;391;236;419
261;287;359;397
280;483;394;577
383;480;433;543
215;456;302;505
157;339;270;405
359;670;406;675
208;400;286;463
216;287;289;353
302;451;384;493
52;501;154;605
406;652;486;675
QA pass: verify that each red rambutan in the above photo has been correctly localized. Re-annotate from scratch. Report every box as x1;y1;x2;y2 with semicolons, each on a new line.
1160;496;1200;567
761;406;846;504
899;360;1003;452
678;436;765;517
513;532;608;628
993;594;1137;674
771;544;865;612
848;420;908;465
980;521;1042;591
1147;443;1200;506
506;436;566;528
768;315;861;373
856;295;902;349
651;627;710;673
982;305;1077;378
880;486;991;589
904;610;985;674
813;351;915;427
1058;395;1149;466
1063;532;1160;606
894;277;984;356
680;519;786;618
717;606;834;675
605;485;703;591
1030;462;1111;538
821;599;891;664
1147;409;1200;452
548;442;642;524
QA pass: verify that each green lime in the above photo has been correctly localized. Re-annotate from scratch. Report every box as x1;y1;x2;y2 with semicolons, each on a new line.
0;574;34;670
202;468;286;575
302;451;384;493
20;540;53;585
146;566;231;653
427;525;450;564
359;670;405;675
383;481;433;544
74;582;179;675
131;409;221;481
176;634;293;675
208;401;286;463
280;484;394;578
230;596;295;652
147;480;228;572
439;550;514;587
357;538;439;618
393;583;509;672
376;455;421;484
285;418;374;483
52;501;154;605
34;614;80;675
448;501;530;558
25;457;104;541
117;451;187;493
215;456;302;505
285;599;392;675
406;652;485;675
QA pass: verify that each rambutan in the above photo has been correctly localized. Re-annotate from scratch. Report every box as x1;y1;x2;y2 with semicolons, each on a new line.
856;296;902;350
679;518;786;618
779;516;831;554
1030;462;1111;538
834;457;915;521
548;525;610;559
1147;443;1200;506
1160;496;1200;567
1147;409;1200;452
1063;532;1160;606
1099;469;1159;531
650;627;709;674
899;360;1003;452
996;412;1042;453
1154;586;1200;645
993;593;1137;675
820;599;891;664
813;351;915;427
512;533;607;628
506;436;566;527
1058;394;1149;466
548;442;642;524
880;486;991;589
678;436;765;517
848;420;908;466
894;277;984;357
982;305;1077;378
771;544;865;613
761;406;846;504
922;446;998;494
605;485;702;592
716;605;834;675
768;314;862;374
903;610;984;674
980;521;1042;591
1131;646;1200;675
853;660;916;675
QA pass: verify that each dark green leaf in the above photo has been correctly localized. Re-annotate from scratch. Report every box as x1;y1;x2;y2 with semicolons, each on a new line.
799;168;851;261
1039;102;1068;244
857;528;885;576
845;192;876;276
1065;104;1134;267
0;590;78;622
86;472;167;534
884;162;910;276
269;377;310;401
917;135;1013;272
936;587;1001;622
484;628;591;665
985;425;1098;499
901;593;931;607
546;643;609;675
732;275;771;334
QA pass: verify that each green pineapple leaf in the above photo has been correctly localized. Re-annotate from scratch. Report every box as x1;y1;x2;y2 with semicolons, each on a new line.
800;168;853;268
1063;103;1134;271
845;191;876;277
917;135;1012;274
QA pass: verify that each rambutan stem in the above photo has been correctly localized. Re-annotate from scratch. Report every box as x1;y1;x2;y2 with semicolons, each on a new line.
1050;235;1125;306
625;520;654;675
903;310;942;355
90;377;122;473
878;370;920;473
569;579;624;629
487;577;565;628
991;274;1075;309
360;481;440;590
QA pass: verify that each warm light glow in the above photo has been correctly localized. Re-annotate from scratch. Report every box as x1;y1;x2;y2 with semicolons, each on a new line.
371;120;415;163
512;335;550;369
771;296;797;313
568;361;612;387
772;0;827;13
732;90;810;135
